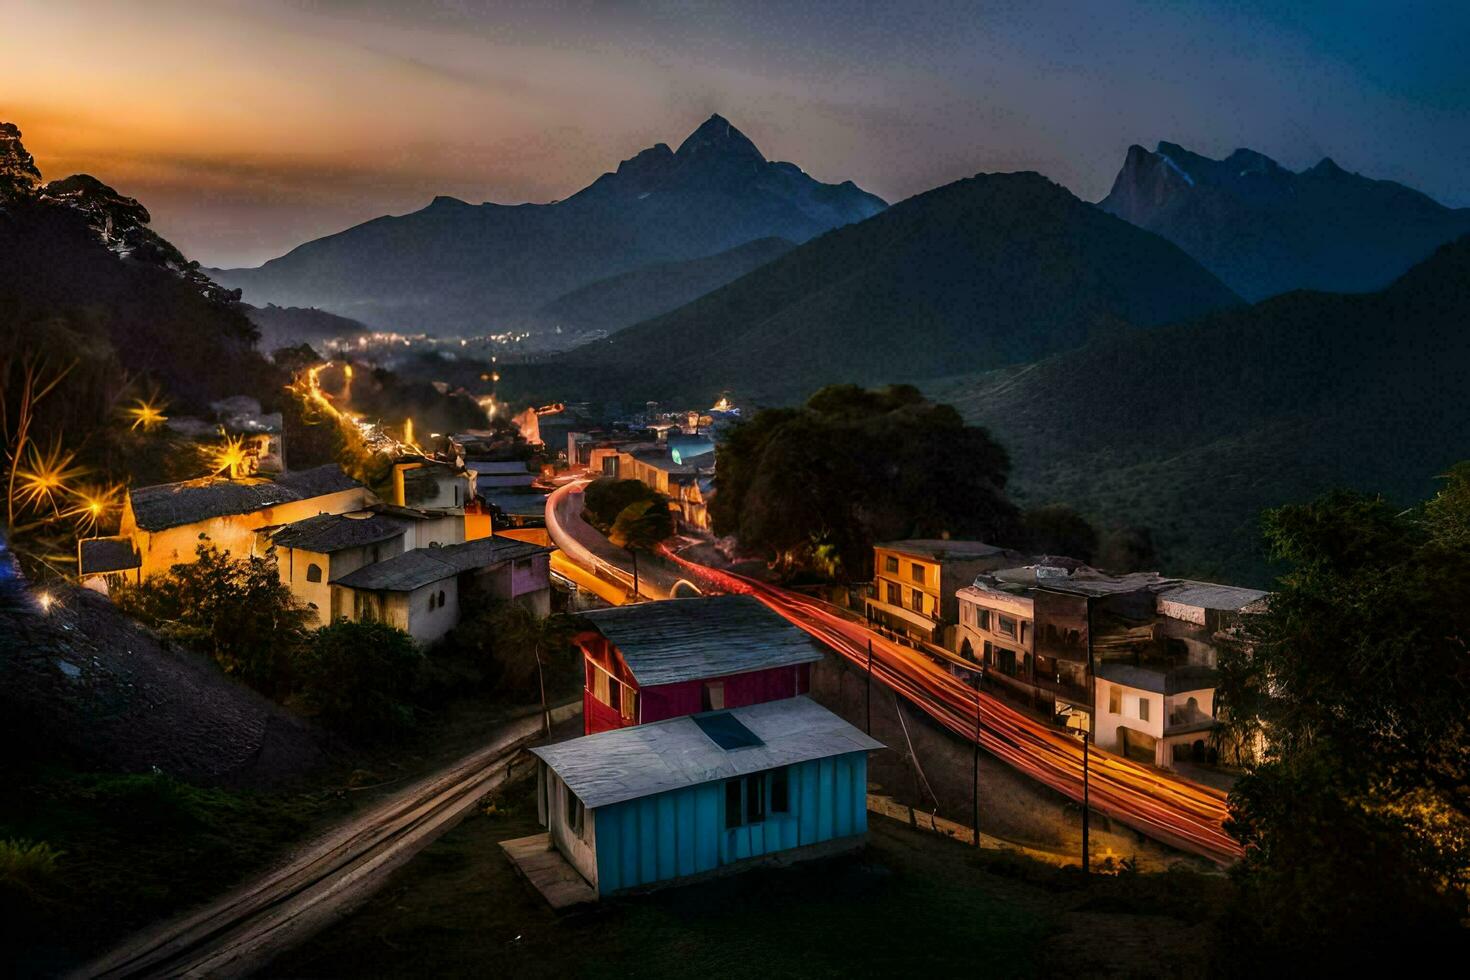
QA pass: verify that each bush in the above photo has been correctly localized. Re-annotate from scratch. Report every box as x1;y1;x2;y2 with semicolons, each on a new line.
294;620;424;738
437;598;576;701
582;478;661;533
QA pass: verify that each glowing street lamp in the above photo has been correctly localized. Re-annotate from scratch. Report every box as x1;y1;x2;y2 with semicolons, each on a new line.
128;398;168;431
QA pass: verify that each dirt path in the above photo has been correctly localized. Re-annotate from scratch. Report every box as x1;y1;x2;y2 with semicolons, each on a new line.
76;704;579;979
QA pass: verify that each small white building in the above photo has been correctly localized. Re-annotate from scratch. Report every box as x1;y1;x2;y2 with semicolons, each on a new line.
256;511;409;626
330;536;553;644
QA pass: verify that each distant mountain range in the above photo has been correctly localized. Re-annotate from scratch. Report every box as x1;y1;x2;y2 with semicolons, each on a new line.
208;115;884;339
555;171;1241;405
925;235;1470;584
1100;141;1470;301
241;303;372;352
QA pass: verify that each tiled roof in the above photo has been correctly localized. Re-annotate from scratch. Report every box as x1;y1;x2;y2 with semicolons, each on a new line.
265;513;405;553
331;536;550;592
78;536;140;574
581;594;823;687
127;465;362;532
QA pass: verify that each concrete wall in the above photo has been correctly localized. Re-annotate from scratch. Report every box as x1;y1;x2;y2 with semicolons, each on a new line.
542;766;599;889
336;575;459;646
276;535;407;626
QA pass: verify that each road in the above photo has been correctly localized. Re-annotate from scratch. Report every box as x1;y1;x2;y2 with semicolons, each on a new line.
544;479;702;601
77;709;571;979
660;550;1243;865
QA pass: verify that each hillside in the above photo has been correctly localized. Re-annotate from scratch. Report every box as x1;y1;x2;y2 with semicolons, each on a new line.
209;115;884;338
559;172;1241;405
1100;141;1470;301
535;236;794;337
243;303;372;351
924;236;1470;584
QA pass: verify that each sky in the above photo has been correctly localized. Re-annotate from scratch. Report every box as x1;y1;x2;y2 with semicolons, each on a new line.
5;0;1468;267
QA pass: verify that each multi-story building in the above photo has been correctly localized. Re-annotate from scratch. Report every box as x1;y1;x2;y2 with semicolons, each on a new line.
866;540;1013;647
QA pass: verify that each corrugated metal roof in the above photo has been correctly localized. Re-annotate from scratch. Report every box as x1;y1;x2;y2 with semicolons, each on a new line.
582;595;823;686
78;536;140;574
128;465;362;532
265;512;405;553
530;696;883;808
331;536;550;591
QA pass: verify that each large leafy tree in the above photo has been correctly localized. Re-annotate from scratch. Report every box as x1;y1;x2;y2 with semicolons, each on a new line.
294;620;423;737
609;497;675;597
712;384;1019;578
1216;465;1470;967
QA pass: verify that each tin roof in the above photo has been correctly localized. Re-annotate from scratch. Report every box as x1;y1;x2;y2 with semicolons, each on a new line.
331;536;550;591
264;512;405;554
127;465;362;532
581;595;823;687
1157;581;1269;612
78;536;140;574
530;696;883;808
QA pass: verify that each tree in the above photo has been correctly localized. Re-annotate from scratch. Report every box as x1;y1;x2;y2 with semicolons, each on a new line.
113;543;311;696
294;620;423;737
581;478;660;533
1214;470;1470;968
1021;504;1098;563
609;497;675;598
712;384;1019;579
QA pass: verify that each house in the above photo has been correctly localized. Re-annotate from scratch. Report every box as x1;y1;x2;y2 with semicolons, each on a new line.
575;595;824;734
330;536;553;644
468;459;536;490
390;457;475;512
1094;581;1266;768
866;540;1014;647
255;511;408;625
93;464;371;580
77;537;142;592
524;696;882;899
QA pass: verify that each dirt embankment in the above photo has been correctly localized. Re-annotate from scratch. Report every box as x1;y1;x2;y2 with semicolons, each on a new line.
1;583;324;788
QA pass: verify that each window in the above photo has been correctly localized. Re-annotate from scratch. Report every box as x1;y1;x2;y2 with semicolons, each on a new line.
910;588;925;612
724;773;770;828
997;647;1017;677
702;680;725;712
1020;622;1029;646
1138;697;1151;722
437;589;446;609
884;555;898;574
305;563;323;583
983;640;993;665
997;615;1017;637
1109;687;1121;714
428;591;437;611
770;767;790;813
564;783;585;840
886;582;901;605
607;678;621;714
514;557;532;571
910;562;925;584
978;609;991;631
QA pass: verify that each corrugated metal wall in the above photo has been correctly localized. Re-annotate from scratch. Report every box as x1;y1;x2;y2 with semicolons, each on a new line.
593;751;867;894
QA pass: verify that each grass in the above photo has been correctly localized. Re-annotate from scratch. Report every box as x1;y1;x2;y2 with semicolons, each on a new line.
274;776;1231;979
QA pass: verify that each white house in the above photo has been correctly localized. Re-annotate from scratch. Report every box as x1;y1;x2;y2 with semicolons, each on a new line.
256;511;409;626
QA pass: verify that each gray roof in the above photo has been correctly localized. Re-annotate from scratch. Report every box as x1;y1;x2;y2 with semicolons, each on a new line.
273;464;365;498
1157;581;1269;611
877;539;1007;562
78;536;140;574
332;536;550;591
530;697;882;808
1096;662;1218;695
486;492;551;517
265;513;405;553
581;595;823;687
466;459;533;474
127;465;362;532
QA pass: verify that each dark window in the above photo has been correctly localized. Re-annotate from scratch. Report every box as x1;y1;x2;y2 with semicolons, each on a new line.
997;647;1017;677
563;784;585;839
997;615;1017;637
305;563;323;583
886;582;901;604
884;555;898;574
515;557;532;571
437;589;446;608
694;712;764;750
910;562;925;584
428;592;437;611
770;767;790;813
725;779;744;827
978;609;991;631
608;679;621;713
744;773;765;823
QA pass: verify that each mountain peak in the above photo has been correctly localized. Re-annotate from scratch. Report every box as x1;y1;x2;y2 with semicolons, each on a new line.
675;113;764;163
1;121;43;201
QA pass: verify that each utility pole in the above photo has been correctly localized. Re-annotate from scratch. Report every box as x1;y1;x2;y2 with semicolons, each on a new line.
1082;594;1095;876
865;638;873;734
973;674;981;848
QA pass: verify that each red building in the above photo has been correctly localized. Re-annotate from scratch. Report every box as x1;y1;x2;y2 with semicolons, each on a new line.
576;595;825;734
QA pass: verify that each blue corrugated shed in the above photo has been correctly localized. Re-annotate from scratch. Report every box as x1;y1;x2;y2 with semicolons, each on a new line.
532;697;881;896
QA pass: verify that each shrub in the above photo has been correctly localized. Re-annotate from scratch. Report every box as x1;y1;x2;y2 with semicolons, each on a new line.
294;620;424;738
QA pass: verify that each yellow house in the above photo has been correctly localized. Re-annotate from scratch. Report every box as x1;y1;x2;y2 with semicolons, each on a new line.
865;540;1012;646
84;465;372;582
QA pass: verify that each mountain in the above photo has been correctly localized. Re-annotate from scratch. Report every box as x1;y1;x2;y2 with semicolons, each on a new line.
923;235;1470;585
1;123;272;410
556;171;1241;405
242;303;372;352
535;236;794;337
208;115;885;339
1099;141;1470;301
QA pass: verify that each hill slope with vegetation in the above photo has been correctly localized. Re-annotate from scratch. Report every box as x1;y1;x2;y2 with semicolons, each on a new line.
925;236;1470;584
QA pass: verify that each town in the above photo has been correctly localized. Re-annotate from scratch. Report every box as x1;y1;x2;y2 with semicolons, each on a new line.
4;4;1468;977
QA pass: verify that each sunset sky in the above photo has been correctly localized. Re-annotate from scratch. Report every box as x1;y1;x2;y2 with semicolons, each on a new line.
6;0;1467;267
